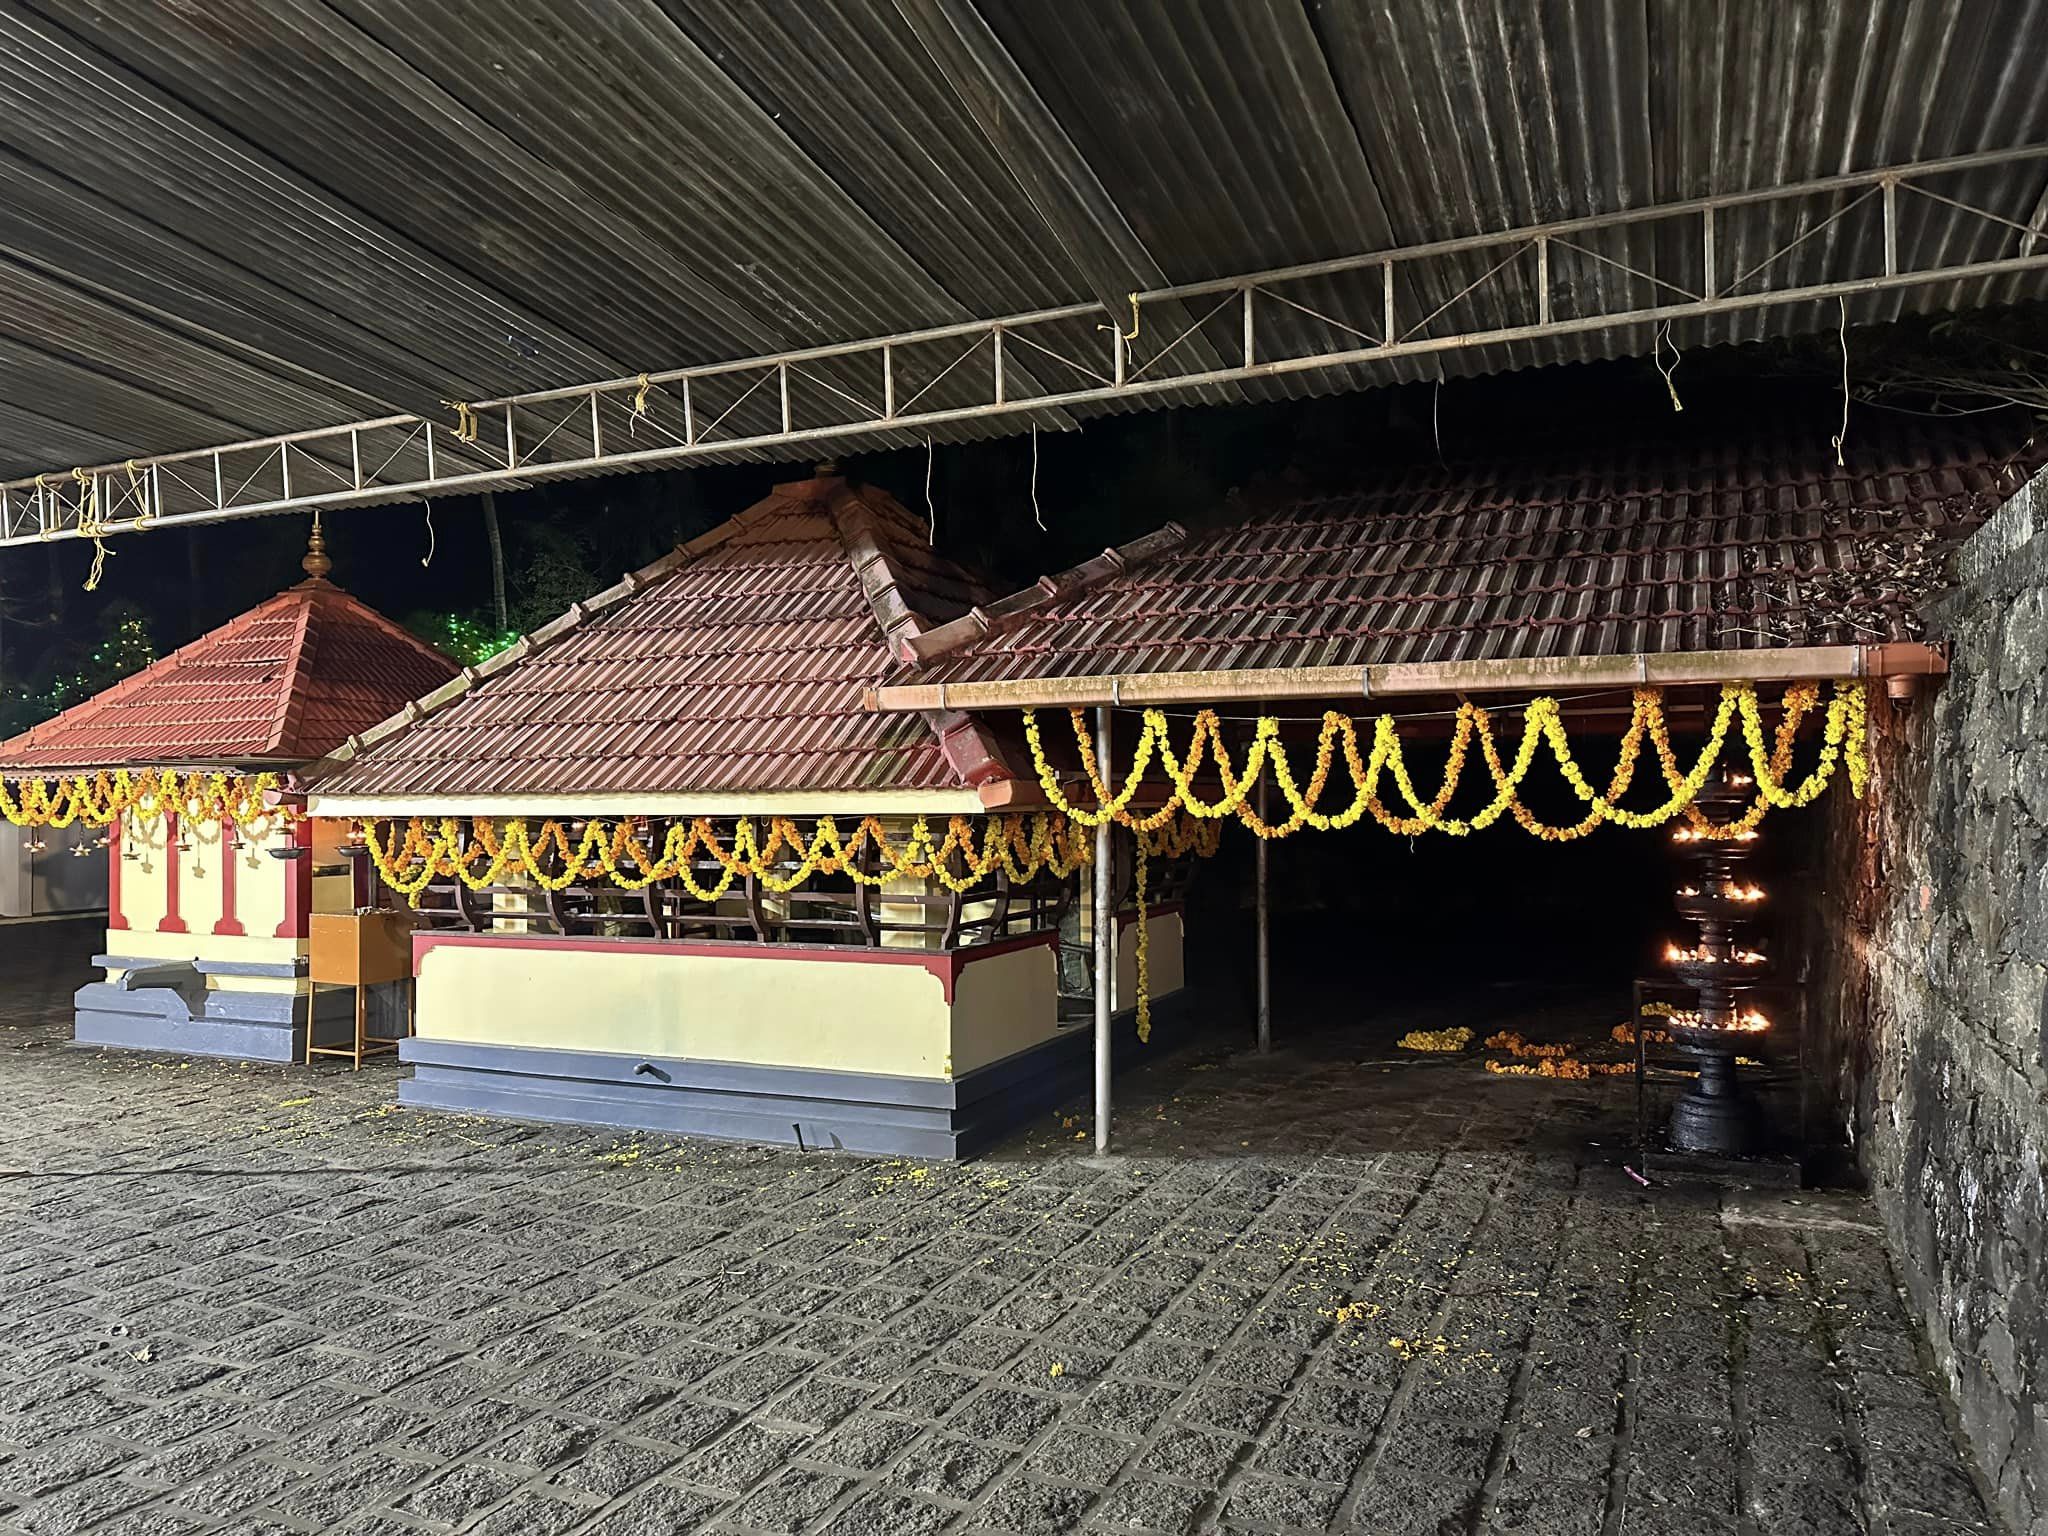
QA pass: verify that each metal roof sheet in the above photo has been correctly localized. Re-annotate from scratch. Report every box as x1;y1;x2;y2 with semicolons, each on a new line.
902;422;2041;686
0;579;458;772
3;3;2047;479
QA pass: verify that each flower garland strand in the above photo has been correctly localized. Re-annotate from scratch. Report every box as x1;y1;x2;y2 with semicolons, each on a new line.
364;810;1110;904
0;768;291;836
1021;680;1869;841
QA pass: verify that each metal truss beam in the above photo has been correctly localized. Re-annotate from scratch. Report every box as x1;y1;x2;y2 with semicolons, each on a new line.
6;143;2048;550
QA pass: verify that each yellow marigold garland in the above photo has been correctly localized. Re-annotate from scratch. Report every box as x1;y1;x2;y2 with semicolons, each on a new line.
364;810;1104;906
1022;680;1869;841
0;768;291;835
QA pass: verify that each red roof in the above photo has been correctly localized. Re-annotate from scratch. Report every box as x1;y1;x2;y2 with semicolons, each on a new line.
902;424;2038;685
309;476;1015;800
0;579;458;773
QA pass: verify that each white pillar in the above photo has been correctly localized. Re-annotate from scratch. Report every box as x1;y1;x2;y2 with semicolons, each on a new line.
1256;773;1271;1054
1094;705;1114;1156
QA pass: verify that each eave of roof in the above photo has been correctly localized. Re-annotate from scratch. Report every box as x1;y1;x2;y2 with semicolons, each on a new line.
869;641;1948;712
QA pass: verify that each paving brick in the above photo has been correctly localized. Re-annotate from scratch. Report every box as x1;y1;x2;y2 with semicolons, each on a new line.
0;919;2002;1536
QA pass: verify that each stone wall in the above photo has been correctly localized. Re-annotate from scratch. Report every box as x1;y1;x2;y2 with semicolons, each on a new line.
1808;466;2048;1534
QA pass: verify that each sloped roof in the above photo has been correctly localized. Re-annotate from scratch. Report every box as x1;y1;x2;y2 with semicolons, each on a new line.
0;578;457;773
307;476;1014;801
898;423;2037;689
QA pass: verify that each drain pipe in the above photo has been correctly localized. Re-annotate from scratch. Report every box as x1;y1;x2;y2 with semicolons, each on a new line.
1094;705;1114;1156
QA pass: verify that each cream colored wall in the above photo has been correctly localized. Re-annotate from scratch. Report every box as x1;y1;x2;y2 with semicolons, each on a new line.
105;810;303;1000
415;942;957;1079
949;943;1061;1077
1116;910;1186;1002
114;810;170;936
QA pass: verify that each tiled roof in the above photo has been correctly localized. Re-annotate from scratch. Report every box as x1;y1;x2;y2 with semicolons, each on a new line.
308;477;1015;800
0;580;458;773
904;425;2038;686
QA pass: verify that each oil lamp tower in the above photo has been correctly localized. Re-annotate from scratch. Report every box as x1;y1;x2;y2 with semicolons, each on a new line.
1660;770;1772;1153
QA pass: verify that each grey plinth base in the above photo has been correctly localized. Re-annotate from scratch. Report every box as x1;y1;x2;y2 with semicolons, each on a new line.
399;990;1194;1160
72;955;373;1064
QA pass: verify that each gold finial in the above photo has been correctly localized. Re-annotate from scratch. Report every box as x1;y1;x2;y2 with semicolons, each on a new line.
302;513;333;580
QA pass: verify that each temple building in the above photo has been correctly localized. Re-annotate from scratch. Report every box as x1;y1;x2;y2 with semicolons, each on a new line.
302;471;1187;1158
0;535;458;1061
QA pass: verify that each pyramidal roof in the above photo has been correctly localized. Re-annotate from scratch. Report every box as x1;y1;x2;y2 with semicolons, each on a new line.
307;475;1015;801
0;577;458;774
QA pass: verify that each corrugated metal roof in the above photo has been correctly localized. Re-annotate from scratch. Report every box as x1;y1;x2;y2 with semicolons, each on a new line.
902;422;2041;684
308;477;1016;798
2;3;2046;479
0;578;458;772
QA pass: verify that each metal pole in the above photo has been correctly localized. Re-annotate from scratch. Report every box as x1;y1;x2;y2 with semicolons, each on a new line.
1094;705;1114;1156
1256;771;1271;1055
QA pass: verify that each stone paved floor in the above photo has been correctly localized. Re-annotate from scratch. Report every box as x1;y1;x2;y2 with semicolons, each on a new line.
0;917;2005;1536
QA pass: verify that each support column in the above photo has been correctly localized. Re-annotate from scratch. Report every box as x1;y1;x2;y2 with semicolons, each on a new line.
214;824;245;936
1094;705;1114;1156
158;812;188;934
1256;773;1271;1054
107;818;127;930
276;817;313;939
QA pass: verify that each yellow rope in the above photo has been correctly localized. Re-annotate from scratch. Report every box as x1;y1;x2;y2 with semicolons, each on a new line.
125;460;155;528
442;401;481;443
72;468;111;592
1097;292;1142;343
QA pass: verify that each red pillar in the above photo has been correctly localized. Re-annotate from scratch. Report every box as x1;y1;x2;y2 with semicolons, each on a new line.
107;818;127;931
276;817;313;939
214;821;245;937
158;813;188;934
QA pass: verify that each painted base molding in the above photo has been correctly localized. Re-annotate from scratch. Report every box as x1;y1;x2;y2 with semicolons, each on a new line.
399;992;1194;1159
73;954;400;1064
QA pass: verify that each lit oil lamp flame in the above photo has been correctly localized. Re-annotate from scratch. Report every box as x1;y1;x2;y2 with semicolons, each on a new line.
1676;882;1766;901
1665;1007;1772;1032
1664;943;1767;965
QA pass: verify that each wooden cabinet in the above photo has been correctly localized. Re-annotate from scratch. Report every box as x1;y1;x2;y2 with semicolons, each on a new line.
307;909;414;1066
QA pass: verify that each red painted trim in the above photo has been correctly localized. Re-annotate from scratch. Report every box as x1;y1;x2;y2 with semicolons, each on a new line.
411;927;1058;1007
214;824;245;936
275;818;314;939
107;819;127;931
351;848;372;909
158;813;188;934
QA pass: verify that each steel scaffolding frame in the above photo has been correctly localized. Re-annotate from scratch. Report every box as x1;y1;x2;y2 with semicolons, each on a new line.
5;143;2047;549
